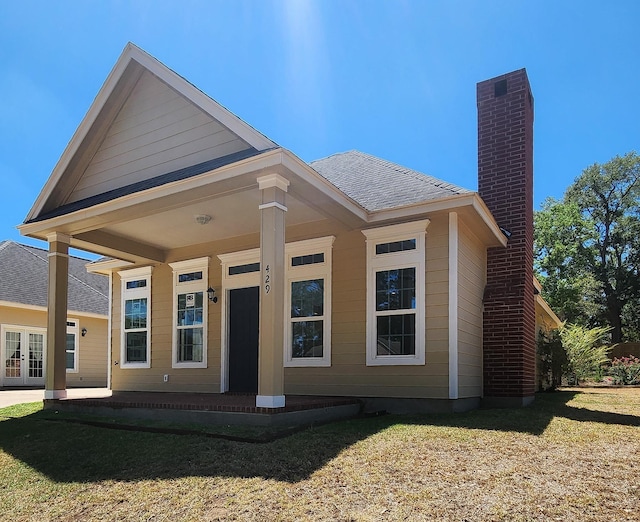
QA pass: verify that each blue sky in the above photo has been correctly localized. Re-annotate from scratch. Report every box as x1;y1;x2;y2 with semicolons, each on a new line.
1;1;638;257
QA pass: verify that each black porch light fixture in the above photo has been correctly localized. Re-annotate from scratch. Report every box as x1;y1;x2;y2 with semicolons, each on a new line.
207;287;218;303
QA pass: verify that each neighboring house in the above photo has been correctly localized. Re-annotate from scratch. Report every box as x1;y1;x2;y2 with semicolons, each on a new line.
534;278;562;335
19;43;557;411
534;277;563;391
0;240;108;388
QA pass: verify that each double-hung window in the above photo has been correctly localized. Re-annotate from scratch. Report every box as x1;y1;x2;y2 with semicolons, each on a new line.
66;320;79;372
119;266;152;368
285;236;334;367
169;258;209;368
363;221;429;366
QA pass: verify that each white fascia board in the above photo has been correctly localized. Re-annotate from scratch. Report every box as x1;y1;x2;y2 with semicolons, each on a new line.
366;193;508;247
0;300;107;319
536;294;563;329
366;194;478;223
86;259;134;275
18;149;286;239
25;45;140;223
470;195;509;247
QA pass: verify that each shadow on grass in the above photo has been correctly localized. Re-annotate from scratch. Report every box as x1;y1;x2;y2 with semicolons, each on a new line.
400;391;640;435
0;391;637;484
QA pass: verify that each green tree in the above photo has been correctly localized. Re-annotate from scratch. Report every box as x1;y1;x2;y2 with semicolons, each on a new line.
535;152;640;342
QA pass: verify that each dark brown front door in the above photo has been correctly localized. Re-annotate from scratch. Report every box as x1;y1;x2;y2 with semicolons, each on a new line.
228;287;259;393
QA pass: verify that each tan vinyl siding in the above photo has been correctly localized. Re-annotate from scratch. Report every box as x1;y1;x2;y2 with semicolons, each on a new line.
457;220;486;398
68;70;252;203
111;262;222;393
0;305;108;387
66;315;108;387
285;216;450;399
111;215;456;399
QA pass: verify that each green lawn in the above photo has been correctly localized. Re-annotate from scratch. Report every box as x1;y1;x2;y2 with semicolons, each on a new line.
0;388;638;521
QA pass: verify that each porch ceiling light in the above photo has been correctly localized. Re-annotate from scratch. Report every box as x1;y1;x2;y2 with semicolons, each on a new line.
194;214;212;225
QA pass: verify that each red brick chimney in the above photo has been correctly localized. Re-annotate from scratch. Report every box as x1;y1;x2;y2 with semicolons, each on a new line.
477;69;536;407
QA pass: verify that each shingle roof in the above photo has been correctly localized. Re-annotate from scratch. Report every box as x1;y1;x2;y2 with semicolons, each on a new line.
0;240;108;316
309;150;471;212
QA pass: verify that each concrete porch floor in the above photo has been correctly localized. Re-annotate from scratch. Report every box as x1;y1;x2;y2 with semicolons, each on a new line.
44;391;363;427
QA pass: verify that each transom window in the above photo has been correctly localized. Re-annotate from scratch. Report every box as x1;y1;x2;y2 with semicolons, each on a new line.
228;262;260;276
375;239;416;255
363;220;429;366
126;279;147;289
119;266;153;368
285;237;334;367
291;253;324;266
169;258;209;369
178;271;203;283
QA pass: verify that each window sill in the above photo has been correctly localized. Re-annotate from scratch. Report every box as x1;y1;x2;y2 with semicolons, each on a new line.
366;354;425;366
284;358;331;368
171;362;207;369
120;362;151;369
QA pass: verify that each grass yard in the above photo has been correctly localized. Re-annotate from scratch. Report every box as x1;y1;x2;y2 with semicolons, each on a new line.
0;388;638;521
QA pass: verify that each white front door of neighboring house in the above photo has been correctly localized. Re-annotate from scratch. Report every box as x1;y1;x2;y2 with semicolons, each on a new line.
1;326;46;387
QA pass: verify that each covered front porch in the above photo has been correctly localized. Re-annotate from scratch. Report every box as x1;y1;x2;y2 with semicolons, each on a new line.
17;44;369;411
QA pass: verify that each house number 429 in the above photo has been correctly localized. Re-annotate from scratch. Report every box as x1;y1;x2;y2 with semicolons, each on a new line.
264;264;270;294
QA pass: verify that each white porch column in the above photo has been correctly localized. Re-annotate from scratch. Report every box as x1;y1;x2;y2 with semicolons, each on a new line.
256;174;289;408
45;232;70;399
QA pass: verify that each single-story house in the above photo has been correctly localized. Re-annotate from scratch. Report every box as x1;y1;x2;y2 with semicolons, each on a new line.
19;43;558;411
0;240;108;388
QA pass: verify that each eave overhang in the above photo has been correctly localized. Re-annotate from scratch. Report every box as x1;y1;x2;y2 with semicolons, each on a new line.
20;145;507;263
364;192;508;248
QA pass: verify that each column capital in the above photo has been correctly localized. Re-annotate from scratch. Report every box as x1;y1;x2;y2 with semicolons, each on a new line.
46;232;71;244
257;173;289;192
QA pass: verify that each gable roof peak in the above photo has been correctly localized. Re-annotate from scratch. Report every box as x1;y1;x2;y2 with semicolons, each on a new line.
24;43;277;223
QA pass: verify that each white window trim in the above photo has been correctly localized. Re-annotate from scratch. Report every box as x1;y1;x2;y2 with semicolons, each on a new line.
362;220;429;366
284;236;334;368
66;319;79;373
118;266;153;369
169;257;210;369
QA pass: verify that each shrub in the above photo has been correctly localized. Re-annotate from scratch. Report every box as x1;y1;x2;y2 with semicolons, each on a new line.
560;324;612;384
608;356;640;385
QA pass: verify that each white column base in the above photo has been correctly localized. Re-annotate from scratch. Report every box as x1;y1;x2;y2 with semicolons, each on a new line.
44;389;67;400
256;395;286;408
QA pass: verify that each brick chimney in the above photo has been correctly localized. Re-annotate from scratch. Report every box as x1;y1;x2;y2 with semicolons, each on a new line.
477;69;536;407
